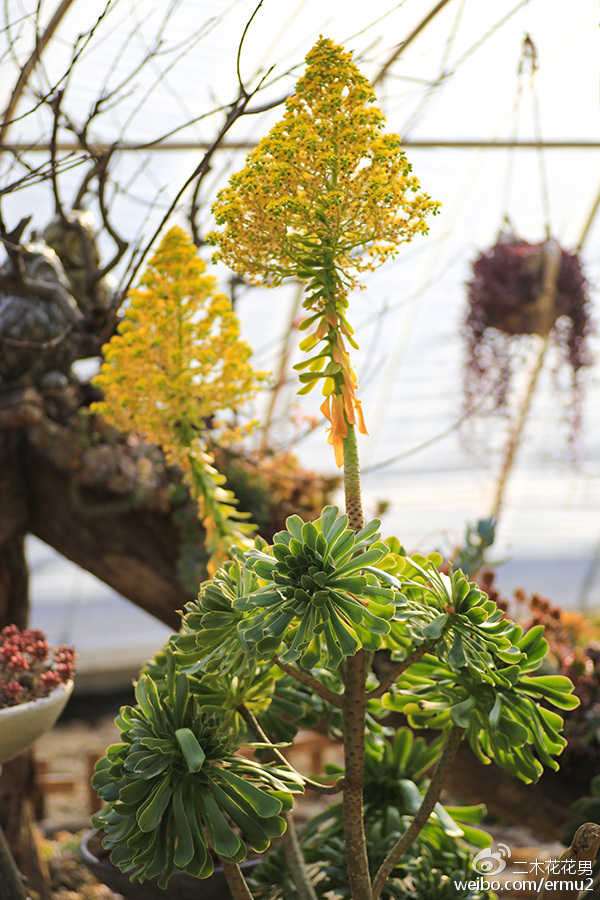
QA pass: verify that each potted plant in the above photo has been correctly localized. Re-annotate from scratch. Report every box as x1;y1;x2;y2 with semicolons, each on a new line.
88;36;585;900
0;625;74;900
0;625;74;765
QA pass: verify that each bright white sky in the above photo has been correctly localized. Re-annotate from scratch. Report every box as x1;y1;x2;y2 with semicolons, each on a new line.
2;0;600;618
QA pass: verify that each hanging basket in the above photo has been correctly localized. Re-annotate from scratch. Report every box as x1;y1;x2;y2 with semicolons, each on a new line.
476;239;559;336
464;234;592;432
0;680;73;765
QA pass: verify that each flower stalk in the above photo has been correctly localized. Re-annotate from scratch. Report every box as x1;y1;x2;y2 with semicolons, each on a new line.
340;424;372;899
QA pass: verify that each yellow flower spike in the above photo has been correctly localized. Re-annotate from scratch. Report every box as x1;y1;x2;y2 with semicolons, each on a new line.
210;36;438;464
92;226;266;568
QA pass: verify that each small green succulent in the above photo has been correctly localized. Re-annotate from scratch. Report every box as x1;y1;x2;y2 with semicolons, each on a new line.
389;556;522;673
239;506;397;668
452;518;496;577
92;664;303;887
173;558;262;676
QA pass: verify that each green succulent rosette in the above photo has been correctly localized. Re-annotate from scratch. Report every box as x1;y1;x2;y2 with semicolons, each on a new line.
383;625;578;783
239;506;397;669
384;554;520;669
173;557;262;676
92;667;303;887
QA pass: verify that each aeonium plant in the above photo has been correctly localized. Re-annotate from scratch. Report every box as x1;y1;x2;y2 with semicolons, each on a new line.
93;36;579;900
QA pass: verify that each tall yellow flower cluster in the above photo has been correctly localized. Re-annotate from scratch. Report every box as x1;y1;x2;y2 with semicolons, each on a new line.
210;37;439;464
92;226;265;570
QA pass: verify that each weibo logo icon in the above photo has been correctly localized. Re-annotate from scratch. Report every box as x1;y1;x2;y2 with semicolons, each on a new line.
472;844;511;876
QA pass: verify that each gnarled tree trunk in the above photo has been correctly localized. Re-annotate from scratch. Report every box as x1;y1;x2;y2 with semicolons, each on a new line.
0;431;50;899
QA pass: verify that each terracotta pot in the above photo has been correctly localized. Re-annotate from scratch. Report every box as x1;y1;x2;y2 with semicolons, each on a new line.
0;680;73;764
81;830;259;900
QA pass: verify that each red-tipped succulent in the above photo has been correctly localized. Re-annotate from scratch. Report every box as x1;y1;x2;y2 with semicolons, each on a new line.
0;626;75;708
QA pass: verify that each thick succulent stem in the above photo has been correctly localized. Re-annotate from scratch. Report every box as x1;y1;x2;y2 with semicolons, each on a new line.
343;425;364;533
221;860;254;900
371;726;462;899
340;425;372;900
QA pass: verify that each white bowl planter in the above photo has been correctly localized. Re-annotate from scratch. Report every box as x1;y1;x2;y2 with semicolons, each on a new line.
0;680;73;764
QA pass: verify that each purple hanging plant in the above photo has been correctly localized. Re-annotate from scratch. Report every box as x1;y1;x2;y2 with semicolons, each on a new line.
464;234;593;438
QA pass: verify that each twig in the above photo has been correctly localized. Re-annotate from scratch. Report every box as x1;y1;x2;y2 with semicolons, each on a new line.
367;642;433;699
236;0;265;98
274;659;343;708
282;814;318;900
113;0;278;303
371;727;462;899
362;393;490;475
0;0;77;145
1;0;113;139
238;706;341;796
373;0;453;86
115;97;246;303
446;0;531;76
576;185;600;252
48;91;68;224
238;707;317;900
94;151;128;281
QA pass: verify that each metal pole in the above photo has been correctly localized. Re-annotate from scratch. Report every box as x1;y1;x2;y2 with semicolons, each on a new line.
2;139;599;154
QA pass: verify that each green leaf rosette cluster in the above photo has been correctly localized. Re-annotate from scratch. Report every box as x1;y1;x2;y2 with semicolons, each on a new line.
390;558;522;666
239;506;397;668
250;729;493;900
384;621;577;783
92;667;303;887
174;558;261;676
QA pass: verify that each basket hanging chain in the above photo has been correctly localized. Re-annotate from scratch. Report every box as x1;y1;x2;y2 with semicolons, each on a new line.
489;238;561;522
501;34;551;237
